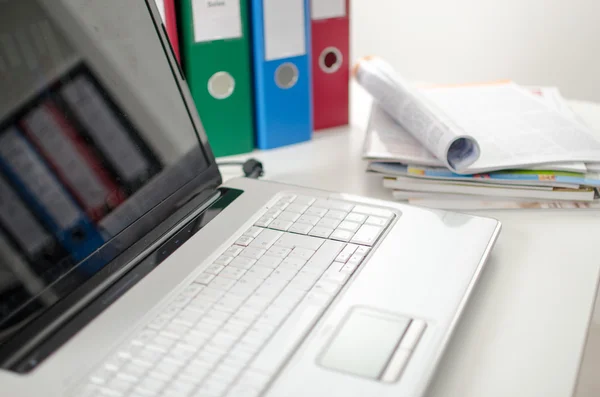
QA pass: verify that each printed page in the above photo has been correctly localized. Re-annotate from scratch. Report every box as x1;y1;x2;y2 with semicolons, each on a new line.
355;57;480;172
363;104;442;166
421;83;600;173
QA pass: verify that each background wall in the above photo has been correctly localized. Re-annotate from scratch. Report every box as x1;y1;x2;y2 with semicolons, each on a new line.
351;0;600;102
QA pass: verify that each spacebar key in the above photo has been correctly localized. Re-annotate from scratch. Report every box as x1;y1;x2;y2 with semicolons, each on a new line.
249;302;323;375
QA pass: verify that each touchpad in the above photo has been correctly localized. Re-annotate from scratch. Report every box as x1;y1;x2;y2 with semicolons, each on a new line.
319;307;422;382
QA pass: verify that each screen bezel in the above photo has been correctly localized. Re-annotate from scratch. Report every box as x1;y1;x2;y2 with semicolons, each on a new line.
0;0;224;366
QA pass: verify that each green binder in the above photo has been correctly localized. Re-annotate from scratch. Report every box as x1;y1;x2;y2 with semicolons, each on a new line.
178;0;254;157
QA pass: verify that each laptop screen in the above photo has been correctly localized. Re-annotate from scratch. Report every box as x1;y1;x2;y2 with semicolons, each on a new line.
0;0;218;348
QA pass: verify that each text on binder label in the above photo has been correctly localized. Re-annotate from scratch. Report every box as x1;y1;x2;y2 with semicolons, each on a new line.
311;0;346;20
192;0;242;43
264;0;306;61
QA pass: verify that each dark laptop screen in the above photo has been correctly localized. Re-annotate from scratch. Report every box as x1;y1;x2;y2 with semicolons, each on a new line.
0;0;218;347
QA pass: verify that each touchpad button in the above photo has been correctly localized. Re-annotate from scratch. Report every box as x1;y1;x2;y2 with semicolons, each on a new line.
319;307;411;380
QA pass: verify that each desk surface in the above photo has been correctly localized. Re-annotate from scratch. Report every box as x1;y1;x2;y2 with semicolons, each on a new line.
219;83;600;397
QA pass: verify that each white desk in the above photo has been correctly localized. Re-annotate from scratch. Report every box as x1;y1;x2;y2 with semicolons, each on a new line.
219;83;600;397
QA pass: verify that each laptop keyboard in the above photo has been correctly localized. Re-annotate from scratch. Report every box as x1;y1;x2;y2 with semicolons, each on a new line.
74;194;397;397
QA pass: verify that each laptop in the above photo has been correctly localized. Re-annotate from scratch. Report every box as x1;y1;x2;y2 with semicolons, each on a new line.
572;278;600;397
0;1;501;396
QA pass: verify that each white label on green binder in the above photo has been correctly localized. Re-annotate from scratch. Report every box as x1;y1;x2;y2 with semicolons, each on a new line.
311;0;346;20
154;0;166;24
192;0;242;43
264;0;306;61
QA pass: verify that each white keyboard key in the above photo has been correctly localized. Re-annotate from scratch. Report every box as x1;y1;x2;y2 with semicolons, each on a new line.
223;245;244;257
313;199;354;212
277;211;301;222
265;246;292;258
270;267;298;281
229;256;257;270
239;247;267;260
278;194;297;203
352;205;395;219
107;377;135;393
194;273;215;286
304;206;328;217
275;234;325;251
271;201;290;211
293;196;316;206
135;349;164;367
345;212;367;223
340;262;359;273
365;215;389;227
210;276;237;290
308;226;334;239
287;222;313;235
250;303;322;375
244;227;263;238
296;214;320;226
351;224;384;246
173;307;204;327
244;296;271;311
219;267;246;280
356;246;370;256
227;283;257;299
90;367;114;385
131;329;158;346
288;247;316;260
304;290;334;305
263;209;282;219
162;380;196;397
200;378;229;397
213;255;234;265
237;275;264;289
312;280;341;296
256;255;283;269
204;264;224;275
348;253;366;266
317;217;341;229
180;284;204;300
338;220;361;232
197;286;225;302
147;315;170;331
279;257;307;271
336;248;359;268
135;377;166;396
234;236;254;247
254;216;274;228
320;267;351;285
325;209;348;221
269;219;293;231
210;333;238;350
286;203;309;214
330;229;353;242
246;265;274;280
248;229;283;250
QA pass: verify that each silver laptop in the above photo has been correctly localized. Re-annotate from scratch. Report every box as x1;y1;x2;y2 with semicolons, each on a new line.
0;1;501;396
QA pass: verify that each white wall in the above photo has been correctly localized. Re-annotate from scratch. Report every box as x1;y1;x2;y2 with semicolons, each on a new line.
351;0;600;102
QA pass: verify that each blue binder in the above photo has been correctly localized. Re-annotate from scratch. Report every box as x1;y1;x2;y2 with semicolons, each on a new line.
250;0;313;149
0;127;104;264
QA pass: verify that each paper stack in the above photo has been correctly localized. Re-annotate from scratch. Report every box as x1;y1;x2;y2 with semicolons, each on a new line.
355;57;600;210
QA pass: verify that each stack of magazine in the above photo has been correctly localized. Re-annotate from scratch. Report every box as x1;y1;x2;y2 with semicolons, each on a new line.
358;66;600;209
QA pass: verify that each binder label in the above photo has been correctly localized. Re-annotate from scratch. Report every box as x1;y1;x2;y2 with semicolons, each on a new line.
154;0;166;24
0;176;53;258
0;127;81;230
311;0;347;20
192;0;242;43
264;0;306;61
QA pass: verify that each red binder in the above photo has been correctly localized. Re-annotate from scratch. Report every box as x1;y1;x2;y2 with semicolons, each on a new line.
155;0;180;63
311;0;350;131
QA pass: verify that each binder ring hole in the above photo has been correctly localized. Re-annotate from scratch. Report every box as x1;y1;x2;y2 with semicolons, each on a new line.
208;71;235;99
319;47;343;74
275;63;299;89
